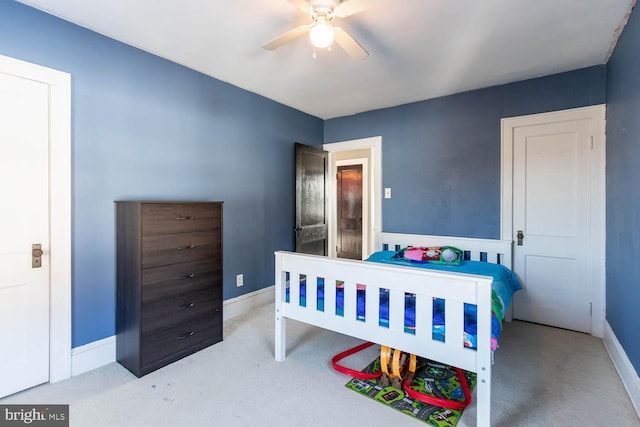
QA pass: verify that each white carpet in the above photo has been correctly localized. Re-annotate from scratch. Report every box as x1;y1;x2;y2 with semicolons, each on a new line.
2;302;639;426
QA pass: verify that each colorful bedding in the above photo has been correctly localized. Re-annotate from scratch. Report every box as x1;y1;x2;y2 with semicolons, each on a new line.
286;251;521;351
366;251;521;350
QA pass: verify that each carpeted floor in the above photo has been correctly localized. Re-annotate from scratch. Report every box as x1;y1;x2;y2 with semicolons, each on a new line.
2;302;639;426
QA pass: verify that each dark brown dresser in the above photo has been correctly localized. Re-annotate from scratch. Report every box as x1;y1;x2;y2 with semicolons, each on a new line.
115;201;223;377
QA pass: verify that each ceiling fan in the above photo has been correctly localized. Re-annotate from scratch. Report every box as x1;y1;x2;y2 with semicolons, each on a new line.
263;0;369;60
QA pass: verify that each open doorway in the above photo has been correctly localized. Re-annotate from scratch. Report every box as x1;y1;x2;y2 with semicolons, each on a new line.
324;136;382;259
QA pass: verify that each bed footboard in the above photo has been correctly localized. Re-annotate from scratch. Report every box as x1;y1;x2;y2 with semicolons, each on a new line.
274;250;493;426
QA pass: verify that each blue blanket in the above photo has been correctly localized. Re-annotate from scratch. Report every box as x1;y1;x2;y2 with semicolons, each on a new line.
365;251;522;349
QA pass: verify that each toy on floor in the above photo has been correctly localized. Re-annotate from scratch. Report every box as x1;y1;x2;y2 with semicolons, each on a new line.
332;342;472;410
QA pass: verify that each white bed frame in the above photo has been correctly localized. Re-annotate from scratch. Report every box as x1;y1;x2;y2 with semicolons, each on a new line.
274;232;513;427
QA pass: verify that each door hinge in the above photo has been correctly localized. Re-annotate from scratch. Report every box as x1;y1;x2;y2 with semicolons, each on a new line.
590;302;593;316
590;136;594;150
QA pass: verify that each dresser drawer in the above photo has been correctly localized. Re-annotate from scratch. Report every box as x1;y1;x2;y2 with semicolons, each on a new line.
142;260;221;302
142;203;221;236
141;314;222;368
142;231;220;268
141;289;221;334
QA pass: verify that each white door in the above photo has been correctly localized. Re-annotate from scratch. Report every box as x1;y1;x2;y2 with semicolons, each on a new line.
0;71;52;397
511;118;593;333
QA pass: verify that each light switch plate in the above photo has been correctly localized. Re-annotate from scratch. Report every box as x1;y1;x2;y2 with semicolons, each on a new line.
384;188;391;199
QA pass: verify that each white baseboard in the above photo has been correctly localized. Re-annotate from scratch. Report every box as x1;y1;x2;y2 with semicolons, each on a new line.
223;285;274;321
71;335;116;377
603;320;640;418
69;286;275;377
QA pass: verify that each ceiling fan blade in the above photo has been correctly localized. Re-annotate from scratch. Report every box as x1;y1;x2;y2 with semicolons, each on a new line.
334;0;370;17
333;27;368;60
262;25;311;50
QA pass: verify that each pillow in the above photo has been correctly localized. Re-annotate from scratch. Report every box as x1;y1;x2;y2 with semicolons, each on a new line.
394;246;463;265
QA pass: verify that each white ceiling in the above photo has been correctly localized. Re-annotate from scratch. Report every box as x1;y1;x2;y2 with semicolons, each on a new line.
18;0;635;119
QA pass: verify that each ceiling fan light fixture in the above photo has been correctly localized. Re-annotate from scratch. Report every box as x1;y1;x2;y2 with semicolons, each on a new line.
264;0;368;59
310;21;334;48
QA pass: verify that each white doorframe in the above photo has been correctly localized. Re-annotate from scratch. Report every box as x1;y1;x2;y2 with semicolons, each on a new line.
500;105;606;337
0;55;72;382
335;158;369;259
324;136;382;257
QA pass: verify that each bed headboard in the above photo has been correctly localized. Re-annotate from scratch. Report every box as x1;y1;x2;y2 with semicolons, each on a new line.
380;232;513;268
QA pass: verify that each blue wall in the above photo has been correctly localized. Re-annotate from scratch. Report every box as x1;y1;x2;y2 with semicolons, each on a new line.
0;1;323;347
2;1;638;378
606;7;640;375
325;67;606;238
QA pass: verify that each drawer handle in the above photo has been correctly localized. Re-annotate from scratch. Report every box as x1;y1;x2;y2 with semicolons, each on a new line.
176;331;195;340
179;273;195;280
177;302;195;310
176;245;195;250
176;216;195;220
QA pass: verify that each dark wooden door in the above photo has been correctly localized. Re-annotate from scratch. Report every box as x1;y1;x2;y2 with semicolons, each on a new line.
295;143;328;255
336;164;363;259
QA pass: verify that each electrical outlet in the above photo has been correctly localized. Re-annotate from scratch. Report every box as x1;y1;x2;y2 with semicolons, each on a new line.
236;274;243;287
